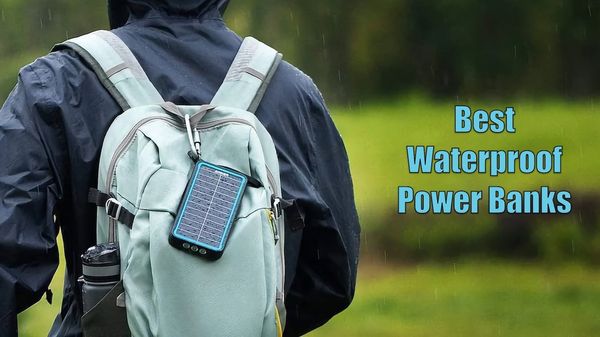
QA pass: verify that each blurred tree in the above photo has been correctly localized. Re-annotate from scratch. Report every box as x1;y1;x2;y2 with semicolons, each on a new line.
3;0;600;103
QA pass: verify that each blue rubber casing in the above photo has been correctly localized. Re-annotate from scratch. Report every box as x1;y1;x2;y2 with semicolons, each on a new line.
169;161;247;260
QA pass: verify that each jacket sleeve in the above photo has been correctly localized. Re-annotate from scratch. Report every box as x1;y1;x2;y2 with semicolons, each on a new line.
0;66;63;336
283;81;361;336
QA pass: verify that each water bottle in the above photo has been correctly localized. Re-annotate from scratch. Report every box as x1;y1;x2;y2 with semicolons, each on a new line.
81;242;121;313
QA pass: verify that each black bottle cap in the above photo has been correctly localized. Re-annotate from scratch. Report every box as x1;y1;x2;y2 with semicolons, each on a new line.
81;243;120;282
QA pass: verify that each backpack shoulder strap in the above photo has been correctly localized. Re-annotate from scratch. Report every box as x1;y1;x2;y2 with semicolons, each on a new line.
211;37;283;113
53;30;164;110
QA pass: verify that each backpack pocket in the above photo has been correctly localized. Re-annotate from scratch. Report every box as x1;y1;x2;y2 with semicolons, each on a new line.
80;280;130;337
119;165;281;337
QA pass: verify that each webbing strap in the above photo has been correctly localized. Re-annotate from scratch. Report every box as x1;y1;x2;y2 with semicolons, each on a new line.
88;188;135;229
211;37;282;113
53;30;164;110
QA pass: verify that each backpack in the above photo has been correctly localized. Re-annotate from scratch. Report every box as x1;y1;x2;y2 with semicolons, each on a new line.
56;30;286;337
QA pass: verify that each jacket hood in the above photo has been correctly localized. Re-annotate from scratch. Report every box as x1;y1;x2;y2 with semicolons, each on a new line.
108;0;230;28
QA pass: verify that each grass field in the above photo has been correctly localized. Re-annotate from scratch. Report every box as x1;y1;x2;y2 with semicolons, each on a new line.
17;98;600;336
308;261;600;337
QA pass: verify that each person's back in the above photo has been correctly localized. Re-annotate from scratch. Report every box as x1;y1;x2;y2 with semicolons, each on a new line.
0;1;360;336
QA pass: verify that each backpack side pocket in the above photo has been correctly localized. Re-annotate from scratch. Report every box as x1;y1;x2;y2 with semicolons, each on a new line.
81;280;130;337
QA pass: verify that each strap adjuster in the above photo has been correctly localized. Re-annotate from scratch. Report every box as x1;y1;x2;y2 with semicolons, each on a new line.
105;197;123;221
272;197;282;219
272;196;294;220
89;188;135;229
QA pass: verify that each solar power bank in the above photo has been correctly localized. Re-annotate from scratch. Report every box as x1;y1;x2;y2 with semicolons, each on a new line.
169;161;247;260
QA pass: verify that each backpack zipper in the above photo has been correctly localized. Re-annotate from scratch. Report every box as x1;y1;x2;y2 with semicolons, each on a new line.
106;116;280;195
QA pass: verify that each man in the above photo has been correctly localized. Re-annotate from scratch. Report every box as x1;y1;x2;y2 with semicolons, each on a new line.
0;1;360;336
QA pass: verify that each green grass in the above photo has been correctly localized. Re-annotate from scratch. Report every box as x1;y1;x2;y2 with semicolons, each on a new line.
308;261;600;337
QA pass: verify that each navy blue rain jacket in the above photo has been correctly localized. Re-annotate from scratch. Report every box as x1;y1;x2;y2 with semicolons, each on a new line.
0;1;360;336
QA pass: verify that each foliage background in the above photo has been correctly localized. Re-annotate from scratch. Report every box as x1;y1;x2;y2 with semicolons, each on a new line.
1;0;600;336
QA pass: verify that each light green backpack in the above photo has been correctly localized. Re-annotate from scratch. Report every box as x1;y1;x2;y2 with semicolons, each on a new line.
59;30;286;337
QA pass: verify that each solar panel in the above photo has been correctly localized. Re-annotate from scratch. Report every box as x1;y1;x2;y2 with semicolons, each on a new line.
169;162;247;259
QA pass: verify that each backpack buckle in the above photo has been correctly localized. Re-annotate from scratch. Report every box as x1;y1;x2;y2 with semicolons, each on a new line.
272;197;282;220
105;198;123;221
